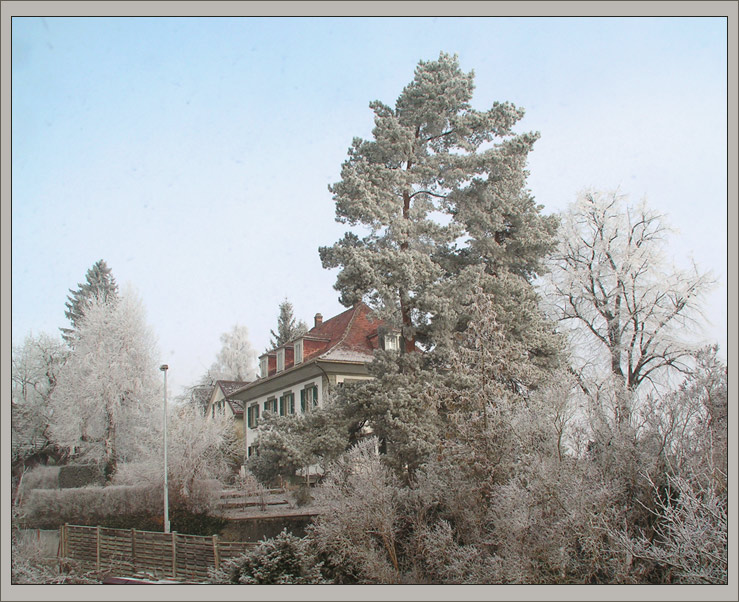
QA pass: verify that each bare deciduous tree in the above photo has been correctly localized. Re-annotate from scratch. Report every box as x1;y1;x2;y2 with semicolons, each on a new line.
202;324;258;384
543;190;714;418
11;333;68;467
616;473;727;584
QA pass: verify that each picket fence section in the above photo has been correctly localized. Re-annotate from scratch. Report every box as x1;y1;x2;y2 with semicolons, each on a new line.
59;524;257;582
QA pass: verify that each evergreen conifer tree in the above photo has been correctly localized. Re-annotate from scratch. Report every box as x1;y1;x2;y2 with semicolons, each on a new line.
61;259;119;345
269;298;308;349
317;53;562;477
319;52;558;354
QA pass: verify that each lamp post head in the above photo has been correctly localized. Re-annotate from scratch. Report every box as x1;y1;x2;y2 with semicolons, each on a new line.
160;364;168;372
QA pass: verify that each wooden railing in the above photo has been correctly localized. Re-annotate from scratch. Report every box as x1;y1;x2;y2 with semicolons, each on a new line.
59;524;257;582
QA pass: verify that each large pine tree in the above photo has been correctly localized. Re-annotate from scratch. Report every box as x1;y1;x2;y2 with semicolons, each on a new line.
61;259;119;345
317;53;562;477
319;53;558;354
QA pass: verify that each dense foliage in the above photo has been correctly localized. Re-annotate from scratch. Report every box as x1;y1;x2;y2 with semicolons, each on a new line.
210;530;325;584
10;54;726;587
247;54;727;586
61;259;119;345
48;290;161;480
11;333;68;472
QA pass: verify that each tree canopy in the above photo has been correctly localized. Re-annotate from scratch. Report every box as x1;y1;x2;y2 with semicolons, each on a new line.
541;189;715;407
61;259;119;345
206;324;258;383
49;289;160;480
319;52;558;353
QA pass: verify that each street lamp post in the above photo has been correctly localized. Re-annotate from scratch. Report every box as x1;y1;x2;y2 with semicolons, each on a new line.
160;364;170;534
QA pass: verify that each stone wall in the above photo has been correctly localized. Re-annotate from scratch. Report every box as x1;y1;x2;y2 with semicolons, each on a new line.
218;514;317;542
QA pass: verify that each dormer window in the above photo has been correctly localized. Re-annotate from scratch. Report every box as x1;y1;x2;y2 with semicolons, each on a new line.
276;348;285;372
259;356;269;378
384;333;401;351
294;339;303;364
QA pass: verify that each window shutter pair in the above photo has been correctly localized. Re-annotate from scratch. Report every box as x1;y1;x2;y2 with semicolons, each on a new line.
300;385;318;411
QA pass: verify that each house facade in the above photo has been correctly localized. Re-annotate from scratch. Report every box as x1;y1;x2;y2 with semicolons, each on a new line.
231;302;399;461
205;380;251;443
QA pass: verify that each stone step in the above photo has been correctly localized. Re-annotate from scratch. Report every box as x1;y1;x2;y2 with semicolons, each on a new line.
219;499;290;509
220;488;286;498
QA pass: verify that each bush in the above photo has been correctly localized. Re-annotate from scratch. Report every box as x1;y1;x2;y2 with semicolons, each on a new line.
19;465;60;497
209;530;325;584
20;484;162;529
294;485;313;507
20;480;226;535
58;464;105;489
111;461;160;487
183;479;222;515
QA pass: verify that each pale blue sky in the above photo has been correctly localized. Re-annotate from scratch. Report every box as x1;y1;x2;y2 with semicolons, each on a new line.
11;16;728;394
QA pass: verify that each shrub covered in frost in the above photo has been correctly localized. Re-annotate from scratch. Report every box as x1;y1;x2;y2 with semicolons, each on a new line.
18;465;60;497
209;529;325;584
58;464;105;489
20;484;162;529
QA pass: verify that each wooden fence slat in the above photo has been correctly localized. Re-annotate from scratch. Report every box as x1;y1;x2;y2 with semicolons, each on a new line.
132;529;137;572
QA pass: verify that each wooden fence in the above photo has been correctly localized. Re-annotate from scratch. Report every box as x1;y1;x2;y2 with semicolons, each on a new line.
59;524;257;582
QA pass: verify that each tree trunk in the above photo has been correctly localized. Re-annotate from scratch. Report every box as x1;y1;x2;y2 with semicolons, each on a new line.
400;188;416;353
103;402;117;481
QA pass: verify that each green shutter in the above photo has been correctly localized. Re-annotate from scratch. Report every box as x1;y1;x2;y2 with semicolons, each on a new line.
300;389;306;412
289;393;295;414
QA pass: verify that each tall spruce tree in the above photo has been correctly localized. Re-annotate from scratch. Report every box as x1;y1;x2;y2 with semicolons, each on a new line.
269;298;308;349
319;52;558;354
61;259;119;345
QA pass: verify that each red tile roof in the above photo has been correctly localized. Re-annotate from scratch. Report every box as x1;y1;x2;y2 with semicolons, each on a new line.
254;303;385;381
304;302;382;362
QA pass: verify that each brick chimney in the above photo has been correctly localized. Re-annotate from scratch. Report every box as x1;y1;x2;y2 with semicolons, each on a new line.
314;313;323;328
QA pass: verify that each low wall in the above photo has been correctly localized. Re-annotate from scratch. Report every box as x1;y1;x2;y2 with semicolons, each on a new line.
218;513;318;542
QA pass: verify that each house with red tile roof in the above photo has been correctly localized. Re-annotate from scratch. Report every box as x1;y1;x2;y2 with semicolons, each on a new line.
231;302;400;461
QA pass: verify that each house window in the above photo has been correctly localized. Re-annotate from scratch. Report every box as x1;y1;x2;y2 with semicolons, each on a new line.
300;385;318;412
294;340;303;364
259;357;269;378
280;392;295;416
264;397;277;414
277;349;285;372
247;404;259;429
384;333;401;351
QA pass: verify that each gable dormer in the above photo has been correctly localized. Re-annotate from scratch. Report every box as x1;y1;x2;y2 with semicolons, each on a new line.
376;325;401;352
259;353;277;378
294;338;304;364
